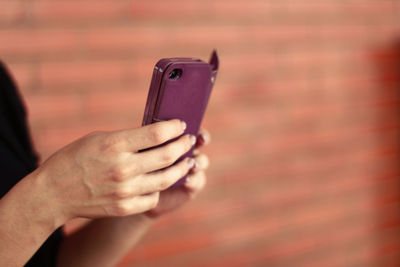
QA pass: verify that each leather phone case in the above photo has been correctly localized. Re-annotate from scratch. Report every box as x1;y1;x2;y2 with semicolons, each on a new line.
142;50;219;186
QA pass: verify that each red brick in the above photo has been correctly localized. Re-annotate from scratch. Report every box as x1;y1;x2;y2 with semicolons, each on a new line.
24;93;83;121
130;1;209;18
85;89;147;117
0;30;81;58
31;1;131;23
0;1;24;24
38;60;129;88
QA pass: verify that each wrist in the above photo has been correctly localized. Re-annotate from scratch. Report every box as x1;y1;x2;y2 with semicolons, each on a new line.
0;170;65;266
19;168;67;230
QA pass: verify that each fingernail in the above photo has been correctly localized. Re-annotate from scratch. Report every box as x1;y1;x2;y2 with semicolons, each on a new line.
187;158;195;168
190;135;196;146
181;121;187;131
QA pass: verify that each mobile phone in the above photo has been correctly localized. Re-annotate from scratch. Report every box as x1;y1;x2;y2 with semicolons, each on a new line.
141;50;219;186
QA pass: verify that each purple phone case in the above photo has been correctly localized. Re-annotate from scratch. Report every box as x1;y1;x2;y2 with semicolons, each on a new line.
142;50;219;186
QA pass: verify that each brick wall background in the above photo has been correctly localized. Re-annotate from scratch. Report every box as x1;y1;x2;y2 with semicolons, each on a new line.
1;0;400;266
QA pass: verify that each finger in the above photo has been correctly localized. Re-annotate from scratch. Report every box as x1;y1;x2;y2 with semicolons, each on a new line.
136;134;196;173
110;192;160;217
127;158;195;195
109;119;186;152
195;129;211;148
191;153;209;172
184;171;206;196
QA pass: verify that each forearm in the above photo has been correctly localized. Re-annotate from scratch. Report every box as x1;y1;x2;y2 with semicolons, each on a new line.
0;170;62;267
57;214;155;267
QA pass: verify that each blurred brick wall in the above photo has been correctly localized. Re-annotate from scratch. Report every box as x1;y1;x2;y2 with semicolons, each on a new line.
2;0;400;266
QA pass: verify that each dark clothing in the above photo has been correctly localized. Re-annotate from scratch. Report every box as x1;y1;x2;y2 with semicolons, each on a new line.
0;62;63;267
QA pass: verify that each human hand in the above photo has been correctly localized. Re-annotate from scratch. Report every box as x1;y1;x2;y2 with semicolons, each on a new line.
145;129;210;218
33;119;196;224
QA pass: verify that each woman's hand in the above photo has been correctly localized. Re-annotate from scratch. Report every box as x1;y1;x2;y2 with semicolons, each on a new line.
33;119;196;225
145;129;210;218
54;130;210;267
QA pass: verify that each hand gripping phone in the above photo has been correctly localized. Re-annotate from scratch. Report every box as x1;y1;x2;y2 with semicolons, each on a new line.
142;50;219;186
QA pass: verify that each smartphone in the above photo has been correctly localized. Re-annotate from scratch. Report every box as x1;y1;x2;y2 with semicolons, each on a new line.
141;50;219;186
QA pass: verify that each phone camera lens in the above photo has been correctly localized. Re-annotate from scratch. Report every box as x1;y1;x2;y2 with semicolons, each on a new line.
168;69;182;80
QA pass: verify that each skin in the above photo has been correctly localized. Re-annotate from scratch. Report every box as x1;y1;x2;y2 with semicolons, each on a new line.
0;119;210;267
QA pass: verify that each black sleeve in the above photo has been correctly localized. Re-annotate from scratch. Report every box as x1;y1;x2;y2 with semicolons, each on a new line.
25;230;64;267
0;61;64;267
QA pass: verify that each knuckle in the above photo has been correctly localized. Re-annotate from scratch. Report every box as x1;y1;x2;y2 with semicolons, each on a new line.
113;202;130;217
161;146;177;164
129;164;138;176
157;177;170;191
149;124;166;144
112;186;131;200
161;153;173;165
109;166;129;182
84;131;104;144
117;153;138;174
100;134;122;153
